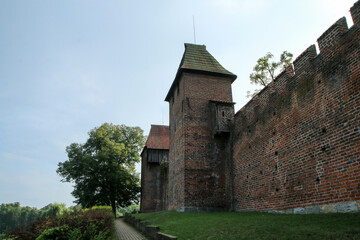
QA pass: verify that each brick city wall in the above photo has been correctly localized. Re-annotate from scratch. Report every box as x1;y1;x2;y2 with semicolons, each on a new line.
231;9;360;212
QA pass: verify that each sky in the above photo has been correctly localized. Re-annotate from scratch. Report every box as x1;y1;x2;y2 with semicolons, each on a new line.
0;0;356;209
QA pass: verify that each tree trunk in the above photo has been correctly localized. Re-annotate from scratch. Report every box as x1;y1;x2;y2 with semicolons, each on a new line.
111;200;116;217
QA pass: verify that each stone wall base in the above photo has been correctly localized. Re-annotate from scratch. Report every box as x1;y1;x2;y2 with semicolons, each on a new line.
239;201;360;214
176;201;360;214
176;206;226;212
124;214;178;240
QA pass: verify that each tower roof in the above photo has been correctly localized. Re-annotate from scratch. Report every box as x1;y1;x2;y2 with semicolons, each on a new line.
165;43;237;101
145;125;169;150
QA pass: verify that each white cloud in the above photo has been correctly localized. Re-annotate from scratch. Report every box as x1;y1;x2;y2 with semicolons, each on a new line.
0;152;37;163
0;170;75;208
52;69;105;105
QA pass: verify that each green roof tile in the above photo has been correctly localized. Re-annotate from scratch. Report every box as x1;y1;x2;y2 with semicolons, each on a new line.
180;43;236;76
165;43;237;101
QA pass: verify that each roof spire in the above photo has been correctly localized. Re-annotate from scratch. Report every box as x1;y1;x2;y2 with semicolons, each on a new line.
193;15;197;44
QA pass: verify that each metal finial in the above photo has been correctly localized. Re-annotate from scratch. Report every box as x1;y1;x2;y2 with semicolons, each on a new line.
193;15;197;44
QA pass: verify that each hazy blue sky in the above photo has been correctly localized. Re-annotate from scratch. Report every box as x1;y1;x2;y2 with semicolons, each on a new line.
0;0;356;208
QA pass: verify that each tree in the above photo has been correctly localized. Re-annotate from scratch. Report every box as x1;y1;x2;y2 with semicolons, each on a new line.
0;202;40;234
247;51;293;97
0;202;21;233
57;123;145;216
40;203;68;219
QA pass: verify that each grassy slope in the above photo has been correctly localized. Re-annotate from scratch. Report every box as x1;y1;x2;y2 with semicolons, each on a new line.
134;211;360;240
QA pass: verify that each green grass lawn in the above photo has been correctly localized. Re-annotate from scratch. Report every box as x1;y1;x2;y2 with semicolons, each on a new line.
134;211;360;240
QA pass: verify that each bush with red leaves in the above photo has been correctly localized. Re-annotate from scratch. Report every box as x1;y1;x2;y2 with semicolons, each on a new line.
6;209;114;240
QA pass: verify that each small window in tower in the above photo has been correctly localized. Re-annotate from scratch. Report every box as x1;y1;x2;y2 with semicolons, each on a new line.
222;111;225;117
177;85;179;95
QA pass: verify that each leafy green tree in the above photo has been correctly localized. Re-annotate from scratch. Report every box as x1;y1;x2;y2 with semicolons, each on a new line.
40;203;68;219
57;123;145;216
247;51;293;97
0;203;21;233
0;203;41;234
19;207;39;228
117;204;139;217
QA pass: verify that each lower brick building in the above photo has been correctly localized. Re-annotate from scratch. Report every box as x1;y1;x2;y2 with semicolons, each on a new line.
140;1;360;213
140;125;169;213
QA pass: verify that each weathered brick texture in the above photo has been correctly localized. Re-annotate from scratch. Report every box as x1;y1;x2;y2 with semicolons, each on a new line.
351;1;360;25
168;72;234;211
232;8;360;211
140;149;168;213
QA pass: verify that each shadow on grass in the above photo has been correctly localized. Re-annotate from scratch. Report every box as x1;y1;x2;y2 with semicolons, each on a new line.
134;211;360;240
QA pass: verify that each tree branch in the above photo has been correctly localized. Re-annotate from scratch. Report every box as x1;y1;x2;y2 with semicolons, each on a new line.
258;77;267;87
267;66;275;81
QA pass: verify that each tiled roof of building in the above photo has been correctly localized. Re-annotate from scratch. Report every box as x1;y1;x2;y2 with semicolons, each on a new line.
180;43;236;75
145;125;169;150
165;43;237;101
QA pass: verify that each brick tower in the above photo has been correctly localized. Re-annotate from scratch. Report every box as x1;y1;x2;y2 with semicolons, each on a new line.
165;43;237;211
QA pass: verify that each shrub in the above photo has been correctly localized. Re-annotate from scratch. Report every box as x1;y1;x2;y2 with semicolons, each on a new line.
35;225;69;240
67;228;82;240
7;209;114;240
117;204;139;217
90;206;112;212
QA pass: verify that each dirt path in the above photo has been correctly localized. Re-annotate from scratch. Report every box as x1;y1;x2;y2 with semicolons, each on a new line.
114;218;148;240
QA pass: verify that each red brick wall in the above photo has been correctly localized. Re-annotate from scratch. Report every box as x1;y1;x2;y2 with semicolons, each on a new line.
140;149;168;213
168;72;234;211
231;15;360;211
351;1;360;25
167;75;185;210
